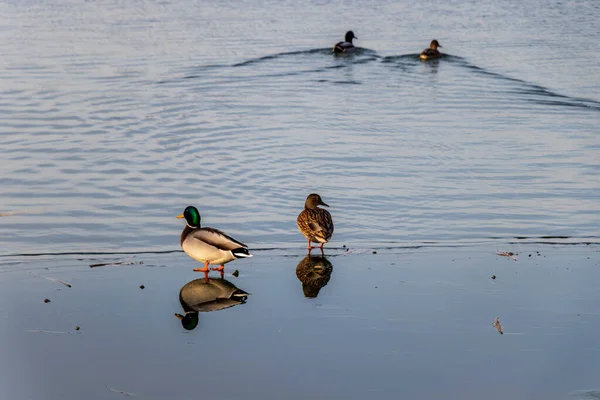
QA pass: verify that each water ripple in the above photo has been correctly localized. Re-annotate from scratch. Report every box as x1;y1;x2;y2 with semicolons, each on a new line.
0;0;599;255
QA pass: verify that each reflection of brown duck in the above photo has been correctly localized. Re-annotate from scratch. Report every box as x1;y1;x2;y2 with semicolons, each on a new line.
296;254;333;298
175;278;250;330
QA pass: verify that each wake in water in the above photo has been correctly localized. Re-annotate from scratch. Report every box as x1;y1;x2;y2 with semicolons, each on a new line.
449;57;600;111
231;47;379;67
167;48;600;112
231;48;335;67
381;54;600;111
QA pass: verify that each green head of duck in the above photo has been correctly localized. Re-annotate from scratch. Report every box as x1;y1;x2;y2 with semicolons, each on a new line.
175;312;199;331
177;206;201;228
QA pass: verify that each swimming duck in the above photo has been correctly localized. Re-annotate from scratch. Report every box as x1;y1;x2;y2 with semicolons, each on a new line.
297;194;334;252
420;40;442;60
296;254;333;298
177;206;252;277
333;31;357;54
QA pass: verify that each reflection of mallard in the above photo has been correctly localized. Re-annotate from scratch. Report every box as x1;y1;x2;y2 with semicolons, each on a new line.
296;254;333;298
175;312;200;331
175;278;250;330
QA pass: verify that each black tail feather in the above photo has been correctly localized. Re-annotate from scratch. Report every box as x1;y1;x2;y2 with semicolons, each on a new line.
232;247;253;258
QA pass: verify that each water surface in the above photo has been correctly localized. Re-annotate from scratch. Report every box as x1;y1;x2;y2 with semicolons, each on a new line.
1;246;599;400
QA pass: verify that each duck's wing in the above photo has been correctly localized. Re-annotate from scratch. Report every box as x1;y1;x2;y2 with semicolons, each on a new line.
316;208;334;240
333;41;354;53
297;209;312;237
300;209;334;241
188;227;248;251
195;298;246;312
420;48;439;57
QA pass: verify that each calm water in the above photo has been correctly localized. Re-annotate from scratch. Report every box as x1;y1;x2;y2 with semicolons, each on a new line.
2;247;600;400
1;0;599;255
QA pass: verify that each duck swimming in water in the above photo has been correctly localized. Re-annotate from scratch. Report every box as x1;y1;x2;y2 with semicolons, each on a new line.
420;40;442;60
333;31;357;54
177;206;252;278
297;194;334;252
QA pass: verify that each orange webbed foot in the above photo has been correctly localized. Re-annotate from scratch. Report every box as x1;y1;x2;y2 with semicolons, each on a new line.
194;261;210;273
210;265;225;278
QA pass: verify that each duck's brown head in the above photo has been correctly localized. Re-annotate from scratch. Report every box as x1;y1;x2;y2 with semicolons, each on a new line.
430;40;442;49
305;193;329;210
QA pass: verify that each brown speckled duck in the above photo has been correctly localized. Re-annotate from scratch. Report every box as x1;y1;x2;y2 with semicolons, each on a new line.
420;40;442;60
297;194;334;252
177;206;252;278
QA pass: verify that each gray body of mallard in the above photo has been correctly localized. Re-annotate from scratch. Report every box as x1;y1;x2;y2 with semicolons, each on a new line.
420;39;442;60
297;194;334;251
177;206;252;276
180;225;248;265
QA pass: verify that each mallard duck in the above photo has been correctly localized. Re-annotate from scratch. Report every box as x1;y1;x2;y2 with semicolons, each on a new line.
297;193;334;252
175;278;249;330
420;40;442;60
177;206;252;277
333;31;357;54
296;254;333;298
